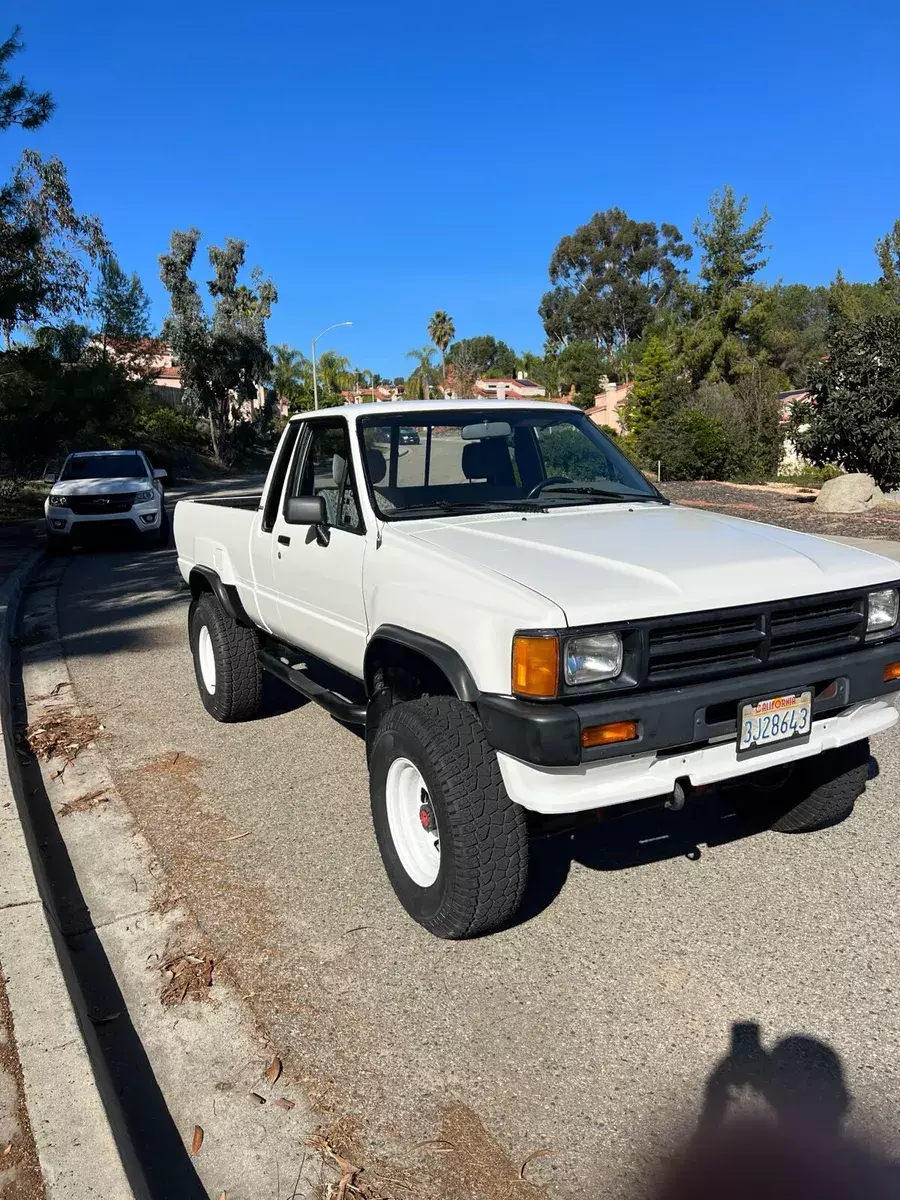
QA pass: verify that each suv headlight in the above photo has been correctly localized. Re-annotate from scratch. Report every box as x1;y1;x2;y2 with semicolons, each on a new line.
48;494;69;507
134;489;155;503
867;588;899;633
564;632;623;685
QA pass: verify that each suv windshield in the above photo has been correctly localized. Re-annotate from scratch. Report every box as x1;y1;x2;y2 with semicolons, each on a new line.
60;453;146;481
357;409;662;519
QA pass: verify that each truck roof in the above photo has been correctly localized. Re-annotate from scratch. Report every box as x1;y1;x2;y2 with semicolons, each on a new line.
288;398;566;422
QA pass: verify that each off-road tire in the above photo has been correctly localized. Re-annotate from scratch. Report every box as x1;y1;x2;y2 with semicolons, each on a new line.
189;592;262;722
369;696;529;938
767;739;870;833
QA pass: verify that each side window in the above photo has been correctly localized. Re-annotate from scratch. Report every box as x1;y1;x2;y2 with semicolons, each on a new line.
289;420;363;533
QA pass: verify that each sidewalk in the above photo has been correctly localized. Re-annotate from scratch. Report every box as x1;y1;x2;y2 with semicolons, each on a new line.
0;520;43;585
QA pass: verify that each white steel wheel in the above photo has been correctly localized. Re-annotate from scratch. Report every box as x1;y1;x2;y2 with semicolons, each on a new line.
197;624;217;695
385;756;441;887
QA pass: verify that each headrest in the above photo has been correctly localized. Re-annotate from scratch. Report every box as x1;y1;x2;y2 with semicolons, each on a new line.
332;453;347;488
462;439;504;481
366;447;386;485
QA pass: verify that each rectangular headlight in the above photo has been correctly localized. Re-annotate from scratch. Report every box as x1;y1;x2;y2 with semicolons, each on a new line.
564;632;623;685
134;489;155;502
48;494;69;507
867;588;899;632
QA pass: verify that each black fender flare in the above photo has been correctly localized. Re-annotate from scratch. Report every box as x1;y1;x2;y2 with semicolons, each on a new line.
364;625;480;702
188;566;253;627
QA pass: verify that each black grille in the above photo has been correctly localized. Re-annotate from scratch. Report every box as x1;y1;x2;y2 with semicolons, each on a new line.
67;492;135;515
646;593;866;686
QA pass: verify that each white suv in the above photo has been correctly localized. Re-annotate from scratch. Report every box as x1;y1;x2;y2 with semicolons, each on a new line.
44;449;167;552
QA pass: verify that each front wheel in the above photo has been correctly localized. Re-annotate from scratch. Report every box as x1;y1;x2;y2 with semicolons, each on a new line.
765;739;870;833
369;697;529;938
189;592;262;722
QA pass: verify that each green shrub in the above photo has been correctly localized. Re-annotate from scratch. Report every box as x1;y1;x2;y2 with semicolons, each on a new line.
640;409;734;480
135;403;204;449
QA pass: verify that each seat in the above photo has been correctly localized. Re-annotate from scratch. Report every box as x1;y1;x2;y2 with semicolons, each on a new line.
461;439;515;487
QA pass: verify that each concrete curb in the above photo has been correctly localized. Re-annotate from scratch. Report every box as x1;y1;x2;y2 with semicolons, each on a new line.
11;554;315;1199
0;552;132;1197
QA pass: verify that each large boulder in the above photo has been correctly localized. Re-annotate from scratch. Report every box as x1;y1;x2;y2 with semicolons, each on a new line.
814;473;884;512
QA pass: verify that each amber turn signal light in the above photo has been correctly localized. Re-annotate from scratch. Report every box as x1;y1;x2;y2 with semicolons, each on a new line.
884;661;900;682
512;635;559;698
581;720;639;749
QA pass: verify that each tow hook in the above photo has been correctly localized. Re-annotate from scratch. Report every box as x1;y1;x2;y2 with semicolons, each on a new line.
666;777;691;811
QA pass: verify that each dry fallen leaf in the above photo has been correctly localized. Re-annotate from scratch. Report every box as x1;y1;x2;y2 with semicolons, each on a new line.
191;1125;204;1155
2;1142;11;1155
265;1056;282;1086
519;1147;553;1179
273;1097;295;1111
217;1193;226;1200
249;1092;266;1105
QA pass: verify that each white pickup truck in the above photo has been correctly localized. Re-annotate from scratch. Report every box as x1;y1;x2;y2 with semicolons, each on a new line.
174;399;900;937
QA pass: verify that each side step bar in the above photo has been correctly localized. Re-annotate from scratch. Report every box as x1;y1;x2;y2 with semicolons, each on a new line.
259;649;367;726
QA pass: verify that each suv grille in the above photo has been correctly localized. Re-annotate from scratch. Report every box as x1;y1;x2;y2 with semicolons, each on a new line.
646;593;866;686
67;492;136;515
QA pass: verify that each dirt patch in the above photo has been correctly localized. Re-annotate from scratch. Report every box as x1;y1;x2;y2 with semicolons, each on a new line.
57;789;110;818
305;1117;415;1200
661;480;900;539
155;939;217;1007
22;708;102;764
0;965;45;1200
143;749;203;795
434;1104;549;1200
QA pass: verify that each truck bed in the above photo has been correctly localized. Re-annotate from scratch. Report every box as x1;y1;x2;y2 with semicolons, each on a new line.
188;494;262;510
173;498;261;621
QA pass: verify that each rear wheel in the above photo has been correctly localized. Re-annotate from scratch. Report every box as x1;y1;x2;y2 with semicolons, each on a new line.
762;740;870;833
369;696;529;938
189;592;262;722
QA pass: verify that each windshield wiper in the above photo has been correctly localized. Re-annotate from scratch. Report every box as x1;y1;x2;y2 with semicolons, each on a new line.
540;483;667;505
393;498;548;518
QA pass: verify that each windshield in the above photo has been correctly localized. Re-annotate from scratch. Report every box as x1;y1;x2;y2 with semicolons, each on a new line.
357;408;662;520
60;453;146;481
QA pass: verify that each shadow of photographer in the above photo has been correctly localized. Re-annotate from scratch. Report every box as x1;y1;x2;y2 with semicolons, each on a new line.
655;1022;900;1200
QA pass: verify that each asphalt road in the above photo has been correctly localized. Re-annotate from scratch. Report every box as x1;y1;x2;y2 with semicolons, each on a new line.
53;492;900;1197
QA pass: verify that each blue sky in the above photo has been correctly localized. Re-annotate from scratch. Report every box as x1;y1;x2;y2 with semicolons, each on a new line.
5;0;899;377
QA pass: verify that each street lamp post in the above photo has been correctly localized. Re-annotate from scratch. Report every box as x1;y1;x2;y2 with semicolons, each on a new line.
311;321;353;411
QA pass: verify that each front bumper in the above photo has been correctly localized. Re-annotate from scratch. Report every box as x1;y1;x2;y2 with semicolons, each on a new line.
45;504;160;538
477;638;900;768
497;698;898;814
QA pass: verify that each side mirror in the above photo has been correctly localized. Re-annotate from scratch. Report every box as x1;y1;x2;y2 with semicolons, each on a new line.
43;471;57;484
284;495;327;526
153;467;167;480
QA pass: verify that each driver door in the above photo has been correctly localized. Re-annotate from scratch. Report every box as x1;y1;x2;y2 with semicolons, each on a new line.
269;418;369;677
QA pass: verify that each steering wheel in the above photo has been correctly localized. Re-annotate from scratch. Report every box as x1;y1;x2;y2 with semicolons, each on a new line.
525;475;572;500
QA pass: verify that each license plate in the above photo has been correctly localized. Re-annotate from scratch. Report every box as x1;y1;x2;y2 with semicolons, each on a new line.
737;689;812;758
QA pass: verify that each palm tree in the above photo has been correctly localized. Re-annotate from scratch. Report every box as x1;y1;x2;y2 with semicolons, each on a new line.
271;343;311;411
427;311;455;382
406;345;437;400
317;349;353;404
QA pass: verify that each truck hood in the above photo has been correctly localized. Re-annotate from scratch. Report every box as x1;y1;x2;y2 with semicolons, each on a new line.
405;503;900;626
51;477;150;497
